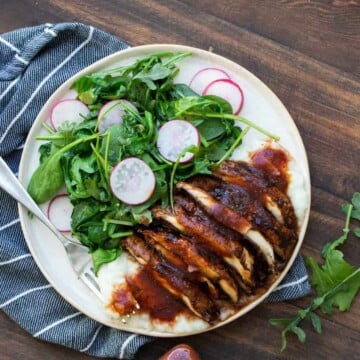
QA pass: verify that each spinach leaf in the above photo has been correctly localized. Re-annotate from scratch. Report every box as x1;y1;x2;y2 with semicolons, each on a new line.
133;62;171;90
38;142;52;163
170;83;198;98
91;248;122;275
28;152;64;204
71;200;105;230
197;119;227;141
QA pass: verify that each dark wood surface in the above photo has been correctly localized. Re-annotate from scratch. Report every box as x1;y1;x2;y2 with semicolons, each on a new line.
0;1;359;359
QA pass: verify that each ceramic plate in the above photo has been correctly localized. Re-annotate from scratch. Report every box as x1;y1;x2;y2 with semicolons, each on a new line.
18;44;311;337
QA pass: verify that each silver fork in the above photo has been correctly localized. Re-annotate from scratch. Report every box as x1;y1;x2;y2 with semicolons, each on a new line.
0;157;103;301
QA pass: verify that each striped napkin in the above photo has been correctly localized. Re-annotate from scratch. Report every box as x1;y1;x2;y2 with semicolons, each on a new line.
0;23;311;359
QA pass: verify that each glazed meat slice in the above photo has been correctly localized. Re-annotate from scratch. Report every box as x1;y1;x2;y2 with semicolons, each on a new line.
262;187;298;229
187;176;297;260
213;161;298;229
141;232;220;299
152;203;256;290
176;181;276;267
141;229;239;302
213;160;269;188
122;235;219;323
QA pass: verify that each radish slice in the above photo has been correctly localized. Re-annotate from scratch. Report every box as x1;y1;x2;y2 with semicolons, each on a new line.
189;67;231;95
157;120;200;163
50;99;90;131
110;158;156;205
203;78;244;115
47;194;73;232
98;99;138;133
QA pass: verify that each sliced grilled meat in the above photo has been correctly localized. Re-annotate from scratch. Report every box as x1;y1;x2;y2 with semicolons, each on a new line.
152;204;256;290
213;161;297;230
141;229;239;302
143;233;220;299
213;160;269;188
122;235;219;323
176;181;275;267
262;187;298;229
184;175;298;260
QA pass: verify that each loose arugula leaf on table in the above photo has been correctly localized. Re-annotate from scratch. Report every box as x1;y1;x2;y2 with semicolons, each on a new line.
270;194;360;351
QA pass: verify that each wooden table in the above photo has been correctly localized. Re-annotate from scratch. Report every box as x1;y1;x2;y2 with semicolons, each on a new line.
0;1;359;359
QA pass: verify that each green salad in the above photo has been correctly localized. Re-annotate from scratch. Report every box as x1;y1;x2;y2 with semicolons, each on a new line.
28;51;278;273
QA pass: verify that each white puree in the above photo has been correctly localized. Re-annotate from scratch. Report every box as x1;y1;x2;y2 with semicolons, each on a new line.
97;254;209;332
97;135;308;333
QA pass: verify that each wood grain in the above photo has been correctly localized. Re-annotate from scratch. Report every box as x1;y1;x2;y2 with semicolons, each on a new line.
0;1;359;359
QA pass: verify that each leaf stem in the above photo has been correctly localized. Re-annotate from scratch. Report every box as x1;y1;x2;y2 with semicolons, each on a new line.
169;159;180;212
36;135;65;141
184;111;280;141
213;127;250;167
58;133;99;154
162;52;192;67
41;122;55;134
104;131;111;180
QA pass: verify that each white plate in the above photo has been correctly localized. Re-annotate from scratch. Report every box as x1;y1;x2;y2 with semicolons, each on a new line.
18;44;311;337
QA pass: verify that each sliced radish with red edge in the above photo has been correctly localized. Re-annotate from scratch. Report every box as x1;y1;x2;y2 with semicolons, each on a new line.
189;67;231;95
110;158;156;205
157;120;200;163
98;100;138;133
47;194;73;232
203;78;244;115
50;99;90;131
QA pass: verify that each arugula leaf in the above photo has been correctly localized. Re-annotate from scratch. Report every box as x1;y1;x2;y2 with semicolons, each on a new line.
350;192;360;220
270;196;360;351
306;252;359;312
70;76;97;104
351;192;360;209
133;62;171;90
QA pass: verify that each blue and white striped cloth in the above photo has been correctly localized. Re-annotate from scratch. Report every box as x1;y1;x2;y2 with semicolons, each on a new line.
0;23;311;359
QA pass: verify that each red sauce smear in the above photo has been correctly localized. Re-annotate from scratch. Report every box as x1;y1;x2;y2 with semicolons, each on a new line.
110;283;137;315
126;267;186;321
251;147;289;192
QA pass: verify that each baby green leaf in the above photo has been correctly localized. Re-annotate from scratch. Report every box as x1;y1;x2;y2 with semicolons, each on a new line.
309;312;322;334
291;325;306;343
351;209;360;221
92;248;122;275
27;152;64;204
133;62;171;90
269;318;293;326
351;192;360;209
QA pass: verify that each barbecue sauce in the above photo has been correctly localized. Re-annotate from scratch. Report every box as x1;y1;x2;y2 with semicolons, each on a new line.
251;147;290;192
110;146;298;324
125;267;186;321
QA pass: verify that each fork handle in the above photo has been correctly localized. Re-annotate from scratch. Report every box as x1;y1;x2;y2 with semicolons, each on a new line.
0;157;69;245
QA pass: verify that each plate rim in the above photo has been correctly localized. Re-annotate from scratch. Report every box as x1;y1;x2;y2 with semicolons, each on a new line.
18;44;311;337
